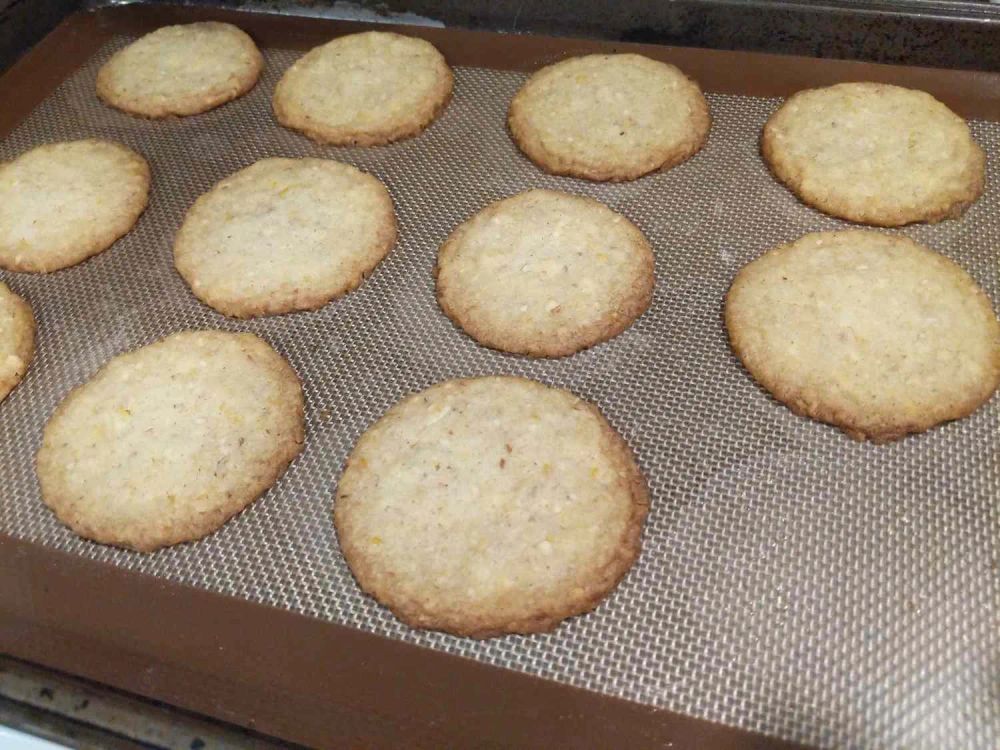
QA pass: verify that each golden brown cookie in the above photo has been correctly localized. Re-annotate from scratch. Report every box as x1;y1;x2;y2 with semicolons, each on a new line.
725;231;1000;441
436;189;654;357
97;22;263;118
508;53;711;181
273;31;453;146
334;376;649;638
761;82;985;226
0;282;35;403
174;158;397;318
0;140;150;273
37;331;305;552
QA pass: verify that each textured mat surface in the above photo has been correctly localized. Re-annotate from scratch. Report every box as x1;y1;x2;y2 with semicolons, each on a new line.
1;36;997;750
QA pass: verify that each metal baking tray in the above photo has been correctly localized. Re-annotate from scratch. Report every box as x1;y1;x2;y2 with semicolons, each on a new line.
0;5;997;749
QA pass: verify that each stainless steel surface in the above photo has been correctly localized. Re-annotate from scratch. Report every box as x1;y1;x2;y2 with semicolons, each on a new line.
72;0;1000;72
0;35;997;750
83;0;1000;23
0;657;299;750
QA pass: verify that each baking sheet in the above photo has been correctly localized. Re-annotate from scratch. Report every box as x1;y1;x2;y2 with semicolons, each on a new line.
0;31;997;750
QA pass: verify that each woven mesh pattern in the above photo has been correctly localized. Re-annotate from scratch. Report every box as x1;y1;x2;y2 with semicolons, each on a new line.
1;36;998;750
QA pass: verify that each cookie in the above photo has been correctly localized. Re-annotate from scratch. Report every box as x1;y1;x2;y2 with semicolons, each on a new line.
761;82;985;226
96;22;263;118
436;189;654;357
37;331;304;552
725;231;1000;442
174;158;396;318
0;140;150;273
508;53;711;182
0;282;35;403
334;376;649;638
273;31;453;146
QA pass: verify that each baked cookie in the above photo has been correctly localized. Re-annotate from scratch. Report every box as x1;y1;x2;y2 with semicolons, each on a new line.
508;53;711;182
174;158;396;318
273;31;453;146
0;140;150;273
335;376;649;638
37;331;304;552
97;22;263;118
0;282;35;403
725;231;1000;442
436;189;654;357
761;82;985;226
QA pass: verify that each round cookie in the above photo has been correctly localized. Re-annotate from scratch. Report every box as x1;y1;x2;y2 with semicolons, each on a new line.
37;330;304;552
0;140;150;273
0;282;35;403
335;376;649;638
273;31;453;146
761;82;985;226
436;189;654;357
96;22;263;118
508;53;711;182
174;158;396;318
725;231;1000;442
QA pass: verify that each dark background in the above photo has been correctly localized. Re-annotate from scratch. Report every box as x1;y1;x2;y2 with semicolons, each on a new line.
2;0;1000;75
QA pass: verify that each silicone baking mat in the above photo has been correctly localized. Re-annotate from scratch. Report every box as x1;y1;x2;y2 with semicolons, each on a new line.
0;32;997;750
